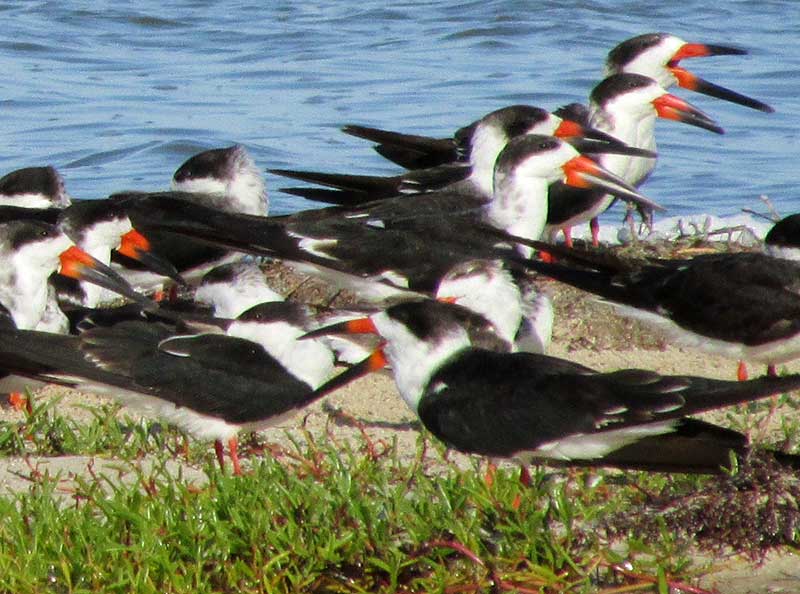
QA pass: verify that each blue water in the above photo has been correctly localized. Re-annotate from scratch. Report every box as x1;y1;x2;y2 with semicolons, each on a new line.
0;1;797;221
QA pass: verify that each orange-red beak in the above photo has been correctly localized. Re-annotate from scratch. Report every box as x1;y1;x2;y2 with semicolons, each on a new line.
561;154;665;212
670;42;746;63
554;118;657;158
117;229;188;286
303;316;380;340
667;43;773;113
59;245;153;306
652;92;725;134
310;347;388;397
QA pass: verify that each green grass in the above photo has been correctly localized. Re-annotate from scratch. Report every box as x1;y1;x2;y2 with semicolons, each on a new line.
0;394;798;593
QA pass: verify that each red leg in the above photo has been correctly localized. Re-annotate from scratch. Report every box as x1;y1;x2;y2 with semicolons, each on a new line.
563;226;573;248
590;217;600;247
229;437;242;476
153;284;179;302
737;360;748;382
767;364;778;377
518;465;532;487
484;461;497;487
214;439;226;473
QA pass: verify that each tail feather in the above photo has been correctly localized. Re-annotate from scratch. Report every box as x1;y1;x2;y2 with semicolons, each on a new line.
278;187;372;206
342;124;458;169
554;418;800;474
678;373;800;417
374;144;456;170
521;259;641;307
271;164;470;203
269;169;403;196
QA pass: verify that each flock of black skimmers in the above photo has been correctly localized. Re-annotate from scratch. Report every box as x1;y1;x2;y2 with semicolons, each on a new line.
2;32;799;478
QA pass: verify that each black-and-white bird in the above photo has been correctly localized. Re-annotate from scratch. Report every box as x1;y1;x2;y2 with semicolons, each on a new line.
0;301;373;474
338;33;771;173
604;32;774;113
0;220;148;332
521;240;800;381
274;104;655;206
764;213;800;262
110;145;269;295
308;299;800;473
52;197;187;309
0;165;72;209
125;135;661;302
192;262;284;319
0;219;153;410
434;258;553;354
544;72;723;247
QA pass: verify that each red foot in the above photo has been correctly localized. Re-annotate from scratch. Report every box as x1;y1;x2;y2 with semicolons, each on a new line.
8;392;32;415
153;285;179;303
767;364;778;377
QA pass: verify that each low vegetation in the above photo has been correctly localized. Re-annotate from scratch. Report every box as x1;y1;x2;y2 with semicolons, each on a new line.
0;391;798;593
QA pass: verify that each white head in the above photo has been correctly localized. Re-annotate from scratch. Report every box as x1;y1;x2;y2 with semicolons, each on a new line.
485;135;576;250
605;33;771;113
172;145;268;216
1;222;73;328
227;301;334;389
196;262;282;318
371;301;476;412
436;259;523;349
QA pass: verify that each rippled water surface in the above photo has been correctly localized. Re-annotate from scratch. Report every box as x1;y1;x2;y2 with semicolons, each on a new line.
1;1;797;219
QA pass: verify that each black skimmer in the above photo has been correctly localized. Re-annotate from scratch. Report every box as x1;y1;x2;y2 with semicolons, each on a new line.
0;301;374;474
274;104;655;207
520;240;800;381
51;198;187;309
606;32;774;113
339;105;654;174
0;220;148;331
307;299;800;473
0;219;152;411
0;166;72;227
434;258;553;354
110;145;268;295
544;73;723;247
171;145;268;216
544;32;774;245
0;165;72;209
336;34;771;174
124;135;661;300
764;214;800;262
193;262;283;319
